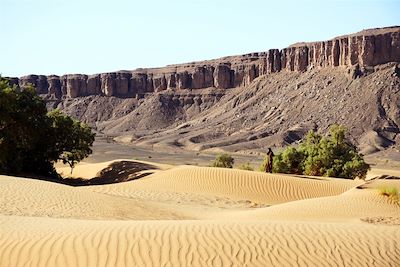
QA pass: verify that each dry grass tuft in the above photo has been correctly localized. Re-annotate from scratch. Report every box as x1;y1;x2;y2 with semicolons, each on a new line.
378;186;399;202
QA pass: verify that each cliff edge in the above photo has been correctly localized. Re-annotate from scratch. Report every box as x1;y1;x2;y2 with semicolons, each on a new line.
9;26;400;99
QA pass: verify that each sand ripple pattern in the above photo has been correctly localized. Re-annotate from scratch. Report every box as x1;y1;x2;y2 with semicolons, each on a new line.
1;166;398;266
0;175;184;220
1;215;399;267
233;188;400;222
92;166;362;204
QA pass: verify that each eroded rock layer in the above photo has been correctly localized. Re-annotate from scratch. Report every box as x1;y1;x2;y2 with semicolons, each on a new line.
9;27;400;98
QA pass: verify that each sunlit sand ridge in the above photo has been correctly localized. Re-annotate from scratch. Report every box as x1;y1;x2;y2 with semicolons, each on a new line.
1;160;399;266
91;166;363;204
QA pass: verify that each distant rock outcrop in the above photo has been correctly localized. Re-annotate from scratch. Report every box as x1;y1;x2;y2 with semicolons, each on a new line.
5;27;400;156
9;26;400;98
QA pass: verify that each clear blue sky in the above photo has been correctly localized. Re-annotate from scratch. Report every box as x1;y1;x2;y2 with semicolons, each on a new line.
1;0;399;77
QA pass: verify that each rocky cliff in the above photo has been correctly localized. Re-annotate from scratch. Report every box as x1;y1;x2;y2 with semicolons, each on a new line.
5;27;400;157
9;26;400;98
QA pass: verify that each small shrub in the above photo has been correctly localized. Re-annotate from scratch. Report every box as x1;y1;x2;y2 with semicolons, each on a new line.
259;156;269;172
212;153;234;168
379;186;399;200
238;162;254;171
271;125;370;179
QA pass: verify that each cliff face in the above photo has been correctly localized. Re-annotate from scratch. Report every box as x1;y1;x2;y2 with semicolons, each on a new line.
10;27;400;98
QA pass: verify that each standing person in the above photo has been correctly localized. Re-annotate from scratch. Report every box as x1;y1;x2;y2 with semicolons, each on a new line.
265;148;274;173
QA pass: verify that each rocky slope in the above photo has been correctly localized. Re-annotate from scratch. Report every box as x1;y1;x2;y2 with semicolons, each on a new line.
7;26;400;155
90;63;398;155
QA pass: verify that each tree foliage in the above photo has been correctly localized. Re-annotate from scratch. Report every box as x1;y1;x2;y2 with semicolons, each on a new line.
48;109;95;174
0;77;95;178
269;147;305;174
212;153;234;168
272;125;370;179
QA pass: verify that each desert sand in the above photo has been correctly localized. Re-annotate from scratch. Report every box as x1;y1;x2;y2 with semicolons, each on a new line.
1;160;399;266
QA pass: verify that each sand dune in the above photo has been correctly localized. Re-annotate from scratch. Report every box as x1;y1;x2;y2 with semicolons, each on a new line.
360;177;400;190
231;188;400;223
0;175;185;220
90;166;363;205
1;162;399;266
1;215;399;267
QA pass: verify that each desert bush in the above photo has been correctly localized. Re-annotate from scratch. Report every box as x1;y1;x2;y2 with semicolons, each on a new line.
212;153;234;168
238;162;254;171
259;157;269;172
0;77;95;177
268;147;305;174
272;125;370;179
379;186;399;200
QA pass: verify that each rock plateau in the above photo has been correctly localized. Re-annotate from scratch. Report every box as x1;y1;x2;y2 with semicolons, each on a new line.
7;26;400;156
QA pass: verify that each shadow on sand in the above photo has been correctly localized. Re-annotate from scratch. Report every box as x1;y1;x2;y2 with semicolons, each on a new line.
22;161;158;187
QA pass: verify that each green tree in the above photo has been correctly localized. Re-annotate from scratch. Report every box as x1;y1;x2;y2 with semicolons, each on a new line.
267;147;305;174
0;77;95;178
0;80;52;175
272;125;370;179
48;109;95;174
212;153;234;168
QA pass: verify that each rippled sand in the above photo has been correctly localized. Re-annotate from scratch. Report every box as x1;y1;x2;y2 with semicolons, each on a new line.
1;160;399;266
